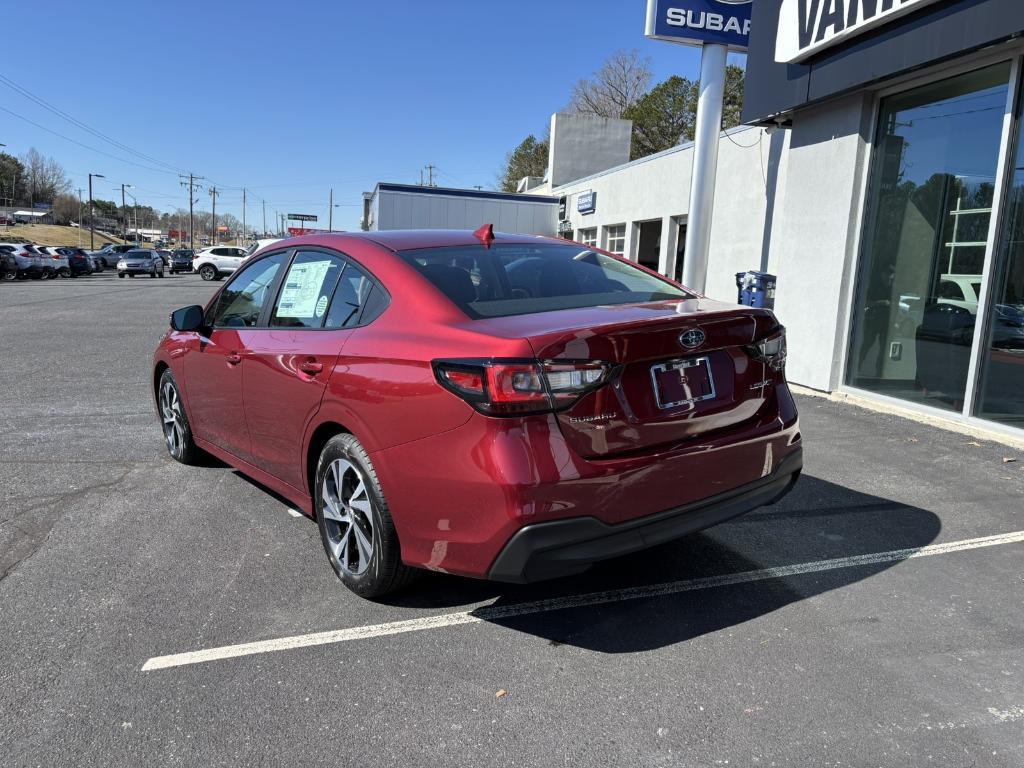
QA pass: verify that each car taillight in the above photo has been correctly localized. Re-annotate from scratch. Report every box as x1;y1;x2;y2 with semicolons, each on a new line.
434;359;612;416
745;326;787;372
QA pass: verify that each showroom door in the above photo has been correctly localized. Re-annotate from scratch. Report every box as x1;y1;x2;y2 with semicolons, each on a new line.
847;62;1013;413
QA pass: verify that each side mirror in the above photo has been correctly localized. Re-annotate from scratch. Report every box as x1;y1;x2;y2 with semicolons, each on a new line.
170;304;205;332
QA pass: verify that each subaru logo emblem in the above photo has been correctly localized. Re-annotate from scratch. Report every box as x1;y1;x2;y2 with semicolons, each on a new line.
679;329;706;349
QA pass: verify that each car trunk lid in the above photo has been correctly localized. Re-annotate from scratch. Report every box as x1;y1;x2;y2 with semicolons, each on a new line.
472;298;782;458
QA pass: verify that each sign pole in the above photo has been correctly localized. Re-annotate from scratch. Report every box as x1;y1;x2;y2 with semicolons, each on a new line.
644;0;751;292
681;42;727;294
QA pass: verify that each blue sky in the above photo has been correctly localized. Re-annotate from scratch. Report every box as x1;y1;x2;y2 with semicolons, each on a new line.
1;0;743;232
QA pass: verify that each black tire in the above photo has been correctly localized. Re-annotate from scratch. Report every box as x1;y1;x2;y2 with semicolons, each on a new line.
58;268;71;278
1;270;15;282
158;267;164;278
118;273;125;278
199;264;217;281
157;369;200;465
315;433;418;599
128;274;135;278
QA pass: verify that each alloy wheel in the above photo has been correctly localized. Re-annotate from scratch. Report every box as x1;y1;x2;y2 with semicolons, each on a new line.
160;380;186;458
321;459;376;576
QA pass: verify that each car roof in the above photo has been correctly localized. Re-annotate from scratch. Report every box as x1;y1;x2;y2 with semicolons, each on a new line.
282;229;560;253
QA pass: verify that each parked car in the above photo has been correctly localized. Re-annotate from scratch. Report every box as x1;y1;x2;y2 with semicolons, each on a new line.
192;245;249;281
118;249;165;278
156;250;174;269
0;243;42;279
58;247;94;276
170;249;195;273
153;229;801;598
85;250;105;272
36;246;73;278
91;243;138;268
246;238;283;257
0;250;17;281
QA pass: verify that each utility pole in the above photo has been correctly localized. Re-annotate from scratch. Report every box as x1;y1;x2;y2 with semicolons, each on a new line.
328;188;333;232
76;188;83;247
88;172;104;251
425;164;436;187
262;200;266;237
208;186;219;245
179;174;203;250
241;188;247;246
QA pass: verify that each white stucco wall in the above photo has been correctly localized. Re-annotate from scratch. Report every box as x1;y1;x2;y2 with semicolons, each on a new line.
769;94;873;392
552;125;789;305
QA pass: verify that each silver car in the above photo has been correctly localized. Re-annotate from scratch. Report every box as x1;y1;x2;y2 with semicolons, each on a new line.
117;249;165;278
0;243;45;279
36;246;72;278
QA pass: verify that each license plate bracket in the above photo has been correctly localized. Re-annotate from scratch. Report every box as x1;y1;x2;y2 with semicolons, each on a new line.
650;356;716;410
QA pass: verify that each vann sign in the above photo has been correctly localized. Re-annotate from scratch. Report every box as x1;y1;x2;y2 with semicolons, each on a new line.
775;0;943;63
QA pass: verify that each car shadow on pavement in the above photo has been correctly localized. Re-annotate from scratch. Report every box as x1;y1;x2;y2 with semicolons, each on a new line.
383;475;942;653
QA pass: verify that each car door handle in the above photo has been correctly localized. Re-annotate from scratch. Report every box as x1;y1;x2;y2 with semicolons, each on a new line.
226;352;242;365
299;359;323;375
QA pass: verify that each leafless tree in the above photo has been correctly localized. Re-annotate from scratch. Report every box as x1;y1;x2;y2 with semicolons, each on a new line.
18;147;71;206
568;50;653;119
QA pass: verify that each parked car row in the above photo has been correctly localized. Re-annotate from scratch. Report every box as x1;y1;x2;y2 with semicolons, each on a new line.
0;243;103;281
0;239;281;283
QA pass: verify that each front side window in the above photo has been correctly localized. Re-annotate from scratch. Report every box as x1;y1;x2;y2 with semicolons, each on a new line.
847;63;1011;412
209;252;289;328
270;251;345;329
400;243;688;319
605;224;626;255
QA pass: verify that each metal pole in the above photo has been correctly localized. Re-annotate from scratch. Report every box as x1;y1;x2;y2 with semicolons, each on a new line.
88;173;95;251
681;43;728;294
209;186;218;245
242;188;246;246
262;200;266;237
121;184;127;242
328;188;333;232
77;188;83;247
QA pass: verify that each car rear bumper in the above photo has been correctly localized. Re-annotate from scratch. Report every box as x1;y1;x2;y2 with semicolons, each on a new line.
372;384;802;580
488;447;802;583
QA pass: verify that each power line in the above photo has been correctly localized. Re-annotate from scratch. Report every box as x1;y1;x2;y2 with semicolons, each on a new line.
0;74;187;174
0;105;179;175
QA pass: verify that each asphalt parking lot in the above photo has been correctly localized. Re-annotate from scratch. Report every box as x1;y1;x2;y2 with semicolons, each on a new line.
1;272;1023;767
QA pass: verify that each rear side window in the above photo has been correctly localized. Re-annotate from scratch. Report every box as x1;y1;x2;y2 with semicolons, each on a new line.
324;262;380;329
270;251;346;328
399;243;689;319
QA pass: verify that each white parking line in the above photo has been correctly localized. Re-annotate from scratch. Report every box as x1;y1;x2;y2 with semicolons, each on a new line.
141;529;1024;672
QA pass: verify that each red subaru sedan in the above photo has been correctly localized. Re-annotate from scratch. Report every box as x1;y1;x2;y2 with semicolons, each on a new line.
153;228;801;597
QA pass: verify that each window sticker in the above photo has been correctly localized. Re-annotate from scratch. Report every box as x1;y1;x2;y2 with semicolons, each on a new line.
277;260;332;317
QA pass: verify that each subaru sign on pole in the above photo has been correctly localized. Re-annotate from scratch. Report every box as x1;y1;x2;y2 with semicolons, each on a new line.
645;0;751;294
645;0;752;50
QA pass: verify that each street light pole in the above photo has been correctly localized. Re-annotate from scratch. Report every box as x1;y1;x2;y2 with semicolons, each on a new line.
121;183;132;242
88;172;104;251
328;188;333;232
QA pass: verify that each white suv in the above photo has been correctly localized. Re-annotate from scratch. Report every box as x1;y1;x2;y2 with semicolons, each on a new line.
192;245;250;281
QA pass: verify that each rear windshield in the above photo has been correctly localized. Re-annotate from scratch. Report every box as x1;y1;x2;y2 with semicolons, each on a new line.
399;243;690;319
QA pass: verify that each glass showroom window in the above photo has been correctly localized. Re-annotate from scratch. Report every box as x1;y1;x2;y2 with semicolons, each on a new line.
976;86;1024;427
605;224;626;255
847;62;1011;413
579;228;597;247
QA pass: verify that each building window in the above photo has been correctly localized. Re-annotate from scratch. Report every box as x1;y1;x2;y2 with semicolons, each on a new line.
847;62;1011;413
605;224;626;255
579;228;597;247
